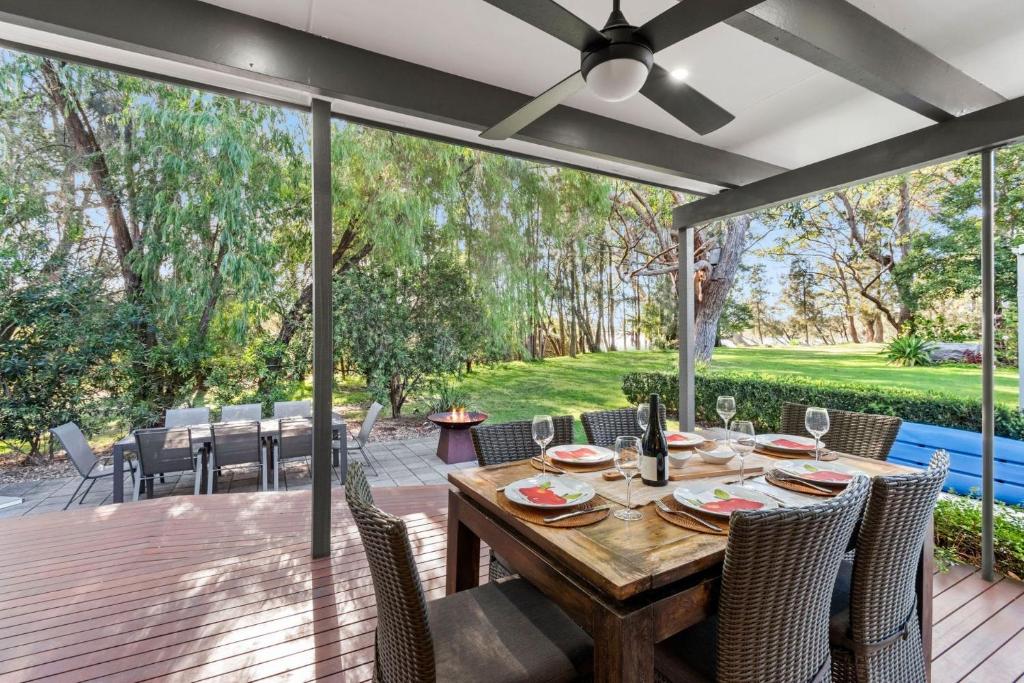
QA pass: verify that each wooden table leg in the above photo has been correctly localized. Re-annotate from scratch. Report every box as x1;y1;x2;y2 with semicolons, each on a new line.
446;490;481;594
593;606;655;683
919;516;935;682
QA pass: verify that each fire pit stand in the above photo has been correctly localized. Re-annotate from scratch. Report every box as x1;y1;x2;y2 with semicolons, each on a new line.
427;410;488;464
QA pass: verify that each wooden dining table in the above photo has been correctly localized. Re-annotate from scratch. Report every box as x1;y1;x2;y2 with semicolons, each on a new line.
109;415;348;503
445;428;933;683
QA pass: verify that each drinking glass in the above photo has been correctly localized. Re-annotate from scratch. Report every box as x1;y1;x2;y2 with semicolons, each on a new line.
636;403;650;432
613;436;643;521
805;407;830;462
716;395;736;445
732;421;755;487
532;415;555;476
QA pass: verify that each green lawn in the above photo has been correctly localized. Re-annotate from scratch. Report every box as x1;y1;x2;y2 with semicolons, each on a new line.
429;344;1019;429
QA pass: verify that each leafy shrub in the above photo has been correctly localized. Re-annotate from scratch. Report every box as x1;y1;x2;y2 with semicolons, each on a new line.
622;370;1024;440
426;381;473;414
883;335;937;367
961;350;983;365
934;494;1024;580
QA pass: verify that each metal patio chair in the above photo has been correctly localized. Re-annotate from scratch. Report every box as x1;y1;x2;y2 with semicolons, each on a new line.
829;450;949;682
132;427;201;500
470;415;575;580
781;402;902;461
165;406;211;428
50;422;136;510
335;401;383;464
345;462;593;683
207;421;267;493
655;476;870;683
220;403;262;422
581;404;668;447
273;416;341;490
273;400;312;419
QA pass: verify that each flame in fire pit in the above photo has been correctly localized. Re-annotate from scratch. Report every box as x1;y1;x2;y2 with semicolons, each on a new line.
450;407;467;422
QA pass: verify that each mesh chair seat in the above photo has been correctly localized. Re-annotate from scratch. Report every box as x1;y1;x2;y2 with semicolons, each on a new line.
656;476;870;683
429;579;592;682
781;403;902;461
581;405;667;447
344;462;592;683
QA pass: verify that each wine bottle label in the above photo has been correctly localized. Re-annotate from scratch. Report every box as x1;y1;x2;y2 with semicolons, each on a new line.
640;454;658;482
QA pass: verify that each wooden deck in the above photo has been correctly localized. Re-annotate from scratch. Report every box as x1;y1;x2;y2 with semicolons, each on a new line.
0;487;1019;682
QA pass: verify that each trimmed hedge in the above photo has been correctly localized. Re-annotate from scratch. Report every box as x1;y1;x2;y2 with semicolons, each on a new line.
622;370;1024;440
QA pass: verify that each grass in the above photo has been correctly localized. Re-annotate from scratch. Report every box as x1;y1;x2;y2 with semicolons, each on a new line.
416;344;1019;428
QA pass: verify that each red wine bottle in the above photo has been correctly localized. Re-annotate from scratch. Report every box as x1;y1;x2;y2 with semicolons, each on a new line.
641;393;668;486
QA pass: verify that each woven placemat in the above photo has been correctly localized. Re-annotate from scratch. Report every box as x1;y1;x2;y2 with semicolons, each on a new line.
652;495;729;536
755;447;838;462
765;472;841;497
497;492;610;528
530;456;613;474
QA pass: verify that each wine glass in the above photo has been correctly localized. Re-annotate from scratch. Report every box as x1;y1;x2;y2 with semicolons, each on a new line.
532;415;555;476
716;395;736;446
636;403;650;432
613;436;643;521
805;407;830;462
732;421;755;487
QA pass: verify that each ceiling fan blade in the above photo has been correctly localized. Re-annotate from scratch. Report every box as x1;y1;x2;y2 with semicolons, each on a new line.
640;64;734;135
637;0;765;53
480;0;606;52
481;72;586;141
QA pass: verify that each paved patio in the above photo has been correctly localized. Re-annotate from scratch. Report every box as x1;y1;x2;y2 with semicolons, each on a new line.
0;435;472;519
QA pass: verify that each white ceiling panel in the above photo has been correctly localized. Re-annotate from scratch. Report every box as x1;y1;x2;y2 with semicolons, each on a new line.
849;0;1024;98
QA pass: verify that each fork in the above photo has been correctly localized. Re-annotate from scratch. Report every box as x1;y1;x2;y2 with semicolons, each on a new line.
653;499;723;532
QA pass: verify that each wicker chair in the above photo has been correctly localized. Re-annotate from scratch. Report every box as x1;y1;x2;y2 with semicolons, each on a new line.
655;476;870;683
345;462;592;683
470;415;575;466
581;404;668;447
470;416;574;581
781;402;902;461
829;450;949;683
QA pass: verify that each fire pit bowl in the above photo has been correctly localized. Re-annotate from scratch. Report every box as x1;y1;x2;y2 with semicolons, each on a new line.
427;410;488;464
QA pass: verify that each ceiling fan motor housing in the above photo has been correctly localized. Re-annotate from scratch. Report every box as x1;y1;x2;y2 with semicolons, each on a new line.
580;24;654;102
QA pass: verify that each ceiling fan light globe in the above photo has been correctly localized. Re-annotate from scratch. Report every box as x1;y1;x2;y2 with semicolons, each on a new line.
585;57;650;102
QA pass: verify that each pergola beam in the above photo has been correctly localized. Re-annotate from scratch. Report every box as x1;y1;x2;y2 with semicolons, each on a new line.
0;0;785;190
674;94;1024;227
727;0;1004;121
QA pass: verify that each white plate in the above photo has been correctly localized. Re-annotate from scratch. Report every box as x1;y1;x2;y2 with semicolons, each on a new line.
694;443;736;465
665;431;705;449
503;476;596;509
773;460;858;486
547;444;614;465
673;483;779;518
755;433;822;453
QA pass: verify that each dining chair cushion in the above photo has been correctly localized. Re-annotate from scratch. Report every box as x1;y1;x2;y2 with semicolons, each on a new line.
829;560;854;642
428;578;592;683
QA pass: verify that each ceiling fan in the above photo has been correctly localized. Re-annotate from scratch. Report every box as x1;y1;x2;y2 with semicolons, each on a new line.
480;0;761;141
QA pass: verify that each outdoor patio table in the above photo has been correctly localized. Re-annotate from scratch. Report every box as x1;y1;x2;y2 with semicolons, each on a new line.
109;414;348;502
445;430;934;683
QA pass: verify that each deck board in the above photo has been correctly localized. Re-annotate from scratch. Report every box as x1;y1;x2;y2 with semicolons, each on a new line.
0;487;1018;682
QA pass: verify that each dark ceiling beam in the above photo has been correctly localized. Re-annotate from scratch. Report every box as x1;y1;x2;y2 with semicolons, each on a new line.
674;94;1024;227
726;0;1004;121
0;0;785;189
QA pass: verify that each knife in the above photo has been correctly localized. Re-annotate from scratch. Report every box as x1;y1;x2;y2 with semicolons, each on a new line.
543;505;610;523
770;471;834;494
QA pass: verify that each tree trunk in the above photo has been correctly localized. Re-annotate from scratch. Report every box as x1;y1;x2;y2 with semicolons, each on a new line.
606;245;617;351
694;217;751;361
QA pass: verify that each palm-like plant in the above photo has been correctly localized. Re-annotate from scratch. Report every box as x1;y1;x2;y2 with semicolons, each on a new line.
883;336;937;367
